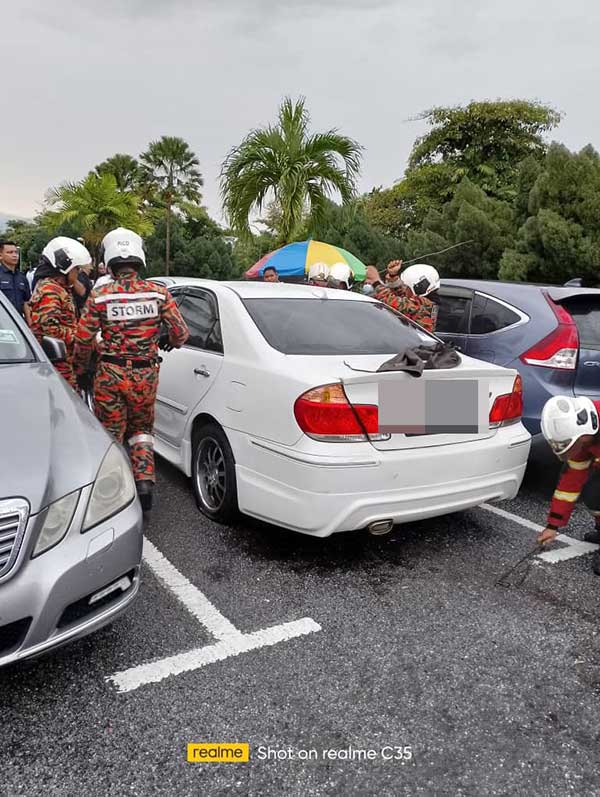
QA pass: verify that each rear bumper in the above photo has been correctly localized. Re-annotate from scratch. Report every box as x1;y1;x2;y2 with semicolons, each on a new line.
0;493;143;668
233;425;531;537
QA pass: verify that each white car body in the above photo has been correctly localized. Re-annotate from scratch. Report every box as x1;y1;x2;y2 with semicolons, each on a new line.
152;278;531;537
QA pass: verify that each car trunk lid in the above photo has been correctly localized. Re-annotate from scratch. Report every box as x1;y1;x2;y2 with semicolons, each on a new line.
550;291;600;401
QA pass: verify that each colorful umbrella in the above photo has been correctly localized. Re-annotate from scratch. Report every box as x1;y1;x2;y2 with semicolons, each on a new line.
245;240;367;281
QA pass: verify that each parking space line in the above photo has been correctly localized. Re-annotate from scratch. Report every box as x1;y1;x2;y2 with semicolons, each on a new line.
106;538;322;693
143;537;242;641
479;503;599;563
107;618;321;693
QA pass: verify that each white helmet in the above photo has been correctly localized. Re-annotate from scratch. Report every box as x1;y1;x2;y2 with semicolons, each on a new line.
541;396;599;455
41;237;91;274
308;262;330;283
101;227;146;272
328;262;353;290
401;264;440;297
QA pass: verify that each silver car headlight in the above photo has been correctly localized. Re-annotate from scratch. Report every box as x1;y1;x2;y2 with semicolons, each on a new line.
82;444;137;532
33;490;80;558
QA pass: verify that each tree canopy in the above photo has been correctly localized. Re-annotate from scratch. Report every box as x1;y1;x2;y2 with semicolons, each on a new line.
221;97;363;244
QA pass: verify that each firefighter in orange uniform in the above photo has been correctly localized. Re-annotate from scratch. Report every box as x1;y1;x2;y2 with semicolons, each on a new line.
537;396;600;574
364;261;439;333
73;228;189;512
29;237;92;389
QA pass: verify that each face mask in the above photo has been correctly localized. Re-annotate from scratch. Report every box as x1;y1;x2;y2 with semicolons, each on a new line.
362;284;375;296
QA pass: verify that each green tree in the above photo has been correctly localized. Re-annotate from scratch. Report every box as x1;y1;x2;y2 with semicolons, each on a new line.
4;218;56;270
220;97;363;244
500;144;600;283
94;153;141;192
403;178;516;279
140;136;203;276
43;173;152;261
408;100;561;202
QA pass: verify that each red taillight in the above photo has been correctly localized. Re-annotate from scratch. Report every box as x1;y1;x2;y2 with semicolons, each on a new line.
489;375;523;427
520;294;579;370
294;384;381;441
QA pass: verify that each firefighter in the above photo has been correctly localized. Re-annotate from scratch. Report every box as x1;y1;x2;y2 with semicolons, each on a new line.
364;261;438;332
327;263;353;291
73;228;189;512
29;237;92;389
536;396;600;574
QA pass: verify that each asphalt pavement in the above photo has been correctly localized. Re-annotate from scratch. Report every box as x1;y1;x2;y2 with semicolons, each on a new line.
3;439;600;796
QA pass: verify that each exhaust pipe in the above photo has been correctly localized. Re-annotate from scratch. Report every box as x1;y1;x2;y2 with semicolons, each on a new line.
367;519;394;536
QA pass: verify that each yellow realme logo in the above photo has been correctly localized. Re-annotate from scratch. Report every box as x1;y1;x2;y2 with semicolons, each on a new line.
187;743;250;763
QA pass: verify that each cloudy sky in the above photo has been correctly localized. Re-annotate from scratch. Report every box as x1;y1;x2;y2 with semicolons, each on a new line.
2;0;598;223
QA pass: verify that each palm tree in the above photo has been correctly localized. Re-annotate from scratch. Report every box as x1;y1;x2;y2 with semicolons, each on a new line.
140;136;203;276
94;153;141;192
220;97;363;244
43;173;153;262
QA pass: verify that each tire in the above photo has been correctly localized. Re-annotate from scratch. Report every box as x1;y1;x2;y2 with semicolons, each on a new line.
191;422;239;524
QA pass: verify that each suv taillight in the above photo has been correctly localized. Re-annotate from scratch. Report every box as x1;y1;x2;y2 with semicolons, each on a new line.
489;375;523;428
294;384;388;442
520;293;579;370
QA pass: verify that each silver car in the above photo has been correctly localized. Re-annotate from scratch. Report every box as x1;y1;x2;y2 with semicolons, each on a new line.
0;292;143;667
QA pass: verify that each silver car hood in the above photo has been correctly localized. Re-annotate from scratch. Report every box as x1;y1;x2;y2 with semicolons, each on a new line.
0;362;111;514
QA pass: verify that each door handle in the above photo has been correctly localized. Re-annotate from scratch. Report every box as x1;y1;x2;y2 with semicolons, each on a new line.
194;367;210;378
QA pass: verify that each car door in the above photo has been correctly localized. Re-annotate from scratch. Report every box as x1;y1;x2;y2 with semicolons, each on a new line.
154;287;225;446
466;292;527;365
435;286;473;352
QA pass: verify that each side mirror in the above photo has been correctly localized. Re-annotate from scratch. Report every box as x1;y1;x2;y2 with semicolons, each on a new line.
41;336;67;363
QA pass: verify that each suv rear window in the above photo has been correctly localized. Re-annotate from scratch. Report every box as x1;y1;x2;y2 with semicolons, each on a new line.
242;297;434;355
563;297;600;351
0;303;33;363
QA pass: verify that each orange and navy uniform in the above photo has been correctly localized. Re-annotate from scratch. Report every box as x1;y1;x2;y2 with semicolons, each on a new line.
29;278;78;389
73;275;189;482
547;404;600;530
372;283;436;333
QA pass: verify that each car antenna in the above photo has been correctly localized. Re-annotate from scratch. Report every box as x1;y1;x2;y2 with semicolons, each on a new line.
377;240;474;277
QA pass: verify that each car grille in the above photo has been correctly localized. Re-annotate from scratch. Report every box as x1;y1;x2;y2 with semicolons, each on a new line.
0;498;29;579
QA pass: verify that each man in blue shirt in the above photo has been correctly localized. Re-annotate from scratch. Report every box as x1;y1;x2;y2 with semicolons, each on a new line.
0;240;31;323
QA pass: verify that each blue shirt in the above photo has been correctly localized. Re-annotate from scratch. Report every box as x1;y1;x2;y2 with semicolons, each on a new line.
0;263;31;316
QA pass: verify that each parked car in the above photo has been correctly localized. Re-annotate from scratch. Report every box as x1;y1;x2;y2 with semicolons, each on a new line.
150;278;530;537
436;279;600;435
0;292;143;668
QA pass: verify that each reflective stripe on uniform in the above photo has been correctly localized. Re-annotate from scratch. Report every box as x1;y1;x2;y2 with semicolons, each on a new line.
553;490;579;502
567;460;593;470
95;292;166;304
128;433;154;446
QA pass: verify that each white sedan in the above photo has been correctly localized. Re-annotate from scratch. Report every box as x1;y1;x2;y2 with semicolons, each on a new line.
152;278;531;537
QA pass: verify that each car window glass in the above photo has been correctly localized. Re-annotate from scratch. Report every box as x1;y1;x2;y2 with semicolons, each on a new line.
563;297;600;351
242;298;434;355
436;295;471;334
178;292;223;353
0;303;34;363
471;295;520;334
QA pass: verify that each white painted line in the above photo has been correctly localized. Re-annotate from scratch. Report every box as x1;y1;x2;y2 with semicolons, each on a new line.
479;503;598;564
142;537;242;641
107;618;321;693
106;538;322;693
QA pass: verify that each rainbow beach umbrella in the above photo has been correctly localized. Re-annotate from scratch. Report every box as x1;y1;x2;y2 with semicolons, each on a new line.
245;240;367;281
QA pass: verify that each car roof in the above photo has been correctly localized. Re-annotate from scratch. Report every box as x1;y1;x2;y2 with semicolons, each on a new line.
152;277;369;302
442;278;600;300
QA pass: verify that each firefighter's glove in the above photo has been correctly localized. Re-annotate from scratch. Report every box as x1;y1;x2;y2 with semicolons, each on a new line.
159;332;174;352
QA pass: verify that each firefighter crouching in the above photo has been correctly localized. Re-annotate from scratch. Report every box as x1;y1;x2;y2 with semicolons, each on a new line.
73;227;189;512
537;396;600;575
364;261;440;332
29;237;93;389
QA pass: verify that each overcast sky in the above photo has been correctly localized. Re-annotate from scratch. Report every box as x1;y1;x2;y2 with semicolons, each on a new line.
2;0;599;223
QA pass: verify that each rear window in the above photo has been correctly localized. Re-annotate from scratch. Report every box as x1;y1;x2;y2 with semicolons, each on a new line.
563;297;600;351
242;297;434;355
0;302;33;363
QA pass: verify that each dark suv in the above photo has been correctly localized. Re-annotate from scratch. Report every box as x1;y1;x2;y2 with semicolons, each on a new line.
436;279;600;435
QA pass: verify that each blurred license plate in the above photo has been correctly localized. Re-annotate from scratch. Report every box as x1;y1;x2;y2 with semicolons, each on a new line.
378;379;489;434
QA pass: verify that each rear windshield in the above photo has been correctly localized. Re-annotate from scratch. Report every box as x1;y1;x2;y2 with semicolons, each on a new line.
242;297;434;355
0;302;34;363
563;297;600;351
